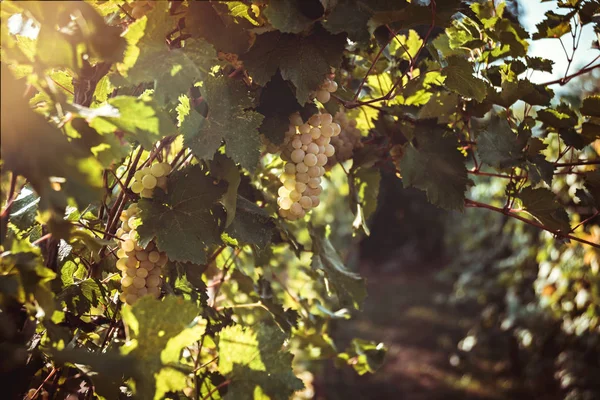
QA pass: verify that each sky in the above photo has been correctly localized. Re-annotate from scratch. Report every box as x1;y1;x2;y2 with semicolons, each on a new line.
519;0;599;89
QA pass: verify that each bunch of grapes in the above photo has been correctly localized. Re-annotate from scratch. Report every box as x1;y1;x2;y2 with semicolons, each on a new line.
276;112;341;220
129;0;155;19
129;162;171;198
115;203;168;305
327;111;363;167
313;76;338;104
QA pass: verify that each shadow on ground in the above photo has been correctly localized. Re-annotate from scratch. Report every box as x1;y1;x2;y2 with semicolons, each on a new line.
317;267;523;400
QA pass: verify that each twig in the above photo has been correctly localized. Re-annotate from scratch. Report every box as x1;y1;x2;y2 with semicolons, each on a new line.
200;379;231;400
541;62;600;86
465;199;600;249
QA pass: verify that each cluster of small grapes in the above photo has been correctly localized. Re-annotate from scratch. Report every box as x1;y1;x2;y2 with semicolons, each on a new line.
327;111;363;167
129;162;171;198
276;112;341;220
129;0;155;19
115;203;168;305
313;76;338;104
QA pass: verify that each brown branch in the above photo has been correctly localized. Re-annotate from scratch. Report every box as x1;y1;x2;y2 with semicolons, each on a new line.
554;160;599;167
540;62;600;86
201;379;231;400
465;199;600;249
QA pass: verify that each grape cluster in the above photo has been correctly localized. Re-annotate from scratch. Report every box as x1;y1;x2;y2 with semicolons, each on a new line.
115;203;167;305
129;0;155;19
129;162;171;198
313;76;338;104
276;112;341;220
327;111;363;167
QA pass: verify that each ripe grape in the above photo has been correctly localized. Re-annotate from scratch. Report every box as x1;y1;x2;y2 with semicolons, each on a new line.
274;111;341;220
128;161;171;199
116;203;167;305
327;111;364;168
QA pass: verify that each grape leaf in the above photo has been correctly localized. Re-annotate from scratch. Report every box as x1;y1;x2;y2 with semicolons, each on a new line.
225;196;276;249
256;72;303;145
310;225;367;310
581;95;600;117
121;296;206;400
187;2;252;54
117;3;218;105
349;166;381;235
225;1;260;26
241;27;346;104
57;279;103;316
518;187;570;232
218;324;304;399
583;170;600;209
399;127;469;211
88;96;177;150
533;10;576;40
477;115;526;169
443;56;488;102
1;64;102;211
323;0;372;43
0;240;56;316
527;155;555;186
525;56;554;73
183;75;264;171
264;0;316;33
137;166;227;264
537;103;577;129
211;154;241;228
418;91;459;123
336;339;387;376
8;188;39;232
52;349;134;400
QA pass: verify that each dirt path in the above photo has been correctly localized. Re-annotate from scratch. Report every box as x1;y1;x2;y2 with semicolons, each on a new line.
318;270;517;400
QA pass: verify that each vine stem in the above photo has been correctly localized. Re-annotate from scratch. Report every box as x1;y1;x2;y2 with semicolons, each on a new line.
200;379;231;400
0;172;18;219
554;160;599;167
540;62;600;86
465;199;600;249
29;367;59;399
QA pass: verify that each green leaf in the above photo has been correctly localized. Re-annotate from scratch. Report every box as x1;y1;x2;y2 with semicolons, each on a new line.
369;1;461;31
137;165;227;264
525;56;554;73
8;188;39;232
399;126;469;211
57;279;103;316
218;324;304;399
52;349;134;400
121;296;206;400
323;0;372;43
0;240;56;317
417;91;459;123
89;96;177;150
349;166;381;235
518;187;570;232
264;0;315;33
211;154;241;228
443;56;488;102
477;115;526;169
583;170;600;209
1;64;102;211
225;2;260;26
336;339;387;375
533;10;576;40
117;3;218;105
225;196;276;249
527;155;555;186
187;2;252;54
241;27;346;104
581;95;600;117
537;103;577;129
183;75;264;171
309;225;367;310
